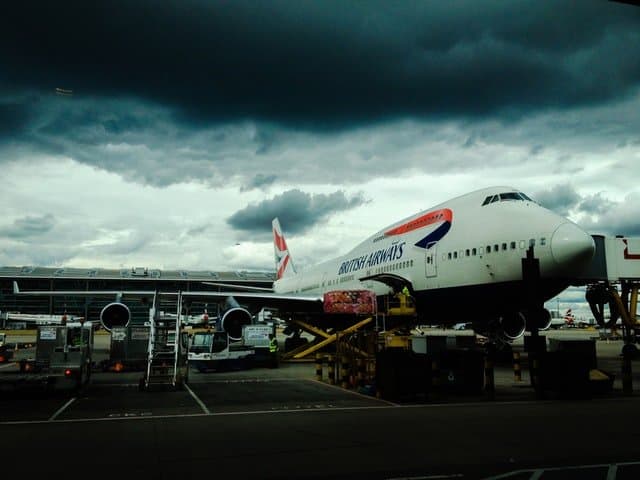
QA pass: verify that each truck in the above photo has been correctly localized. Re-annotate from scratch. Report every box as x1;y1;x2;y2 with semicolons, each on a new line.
10;322;94;390
0;332;14;363
188;324;275;372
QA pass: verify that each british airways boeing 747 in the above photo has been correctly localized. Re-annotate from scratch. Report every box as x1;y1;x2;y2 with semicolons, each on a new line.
14;187;595;342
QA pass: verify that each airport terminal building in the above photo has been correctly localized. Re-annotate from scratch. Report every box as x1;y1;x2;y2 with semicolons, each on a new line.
0;266;275;327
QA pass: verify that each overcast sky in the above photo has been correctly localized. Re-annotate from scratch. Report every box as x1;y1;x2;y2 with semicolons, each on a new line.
2;1;639;319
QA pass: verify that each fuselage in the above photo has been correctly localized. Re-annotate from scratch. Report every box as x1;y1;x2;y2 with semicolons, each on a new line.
273;187;594;323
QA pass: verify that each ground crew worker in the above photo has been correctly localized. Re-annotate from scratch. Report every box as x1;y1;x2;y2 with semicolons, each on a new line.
401;285;410;297
69;328;83;346
269;333;279;368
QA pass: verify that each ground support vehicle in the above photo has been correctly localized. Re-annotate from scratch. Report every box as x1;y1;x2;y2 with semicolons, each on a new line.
0;332;14;363
101;325;150;372
188;324;276;372
0;322;93;391
139;310;189;391
189;328;255;372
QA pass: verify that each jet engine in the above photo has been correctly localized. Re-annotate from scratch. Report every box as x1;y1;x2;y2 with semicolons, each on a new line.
100;302;131;331
498;311;526;340
219;296;252;341
519;307;553;331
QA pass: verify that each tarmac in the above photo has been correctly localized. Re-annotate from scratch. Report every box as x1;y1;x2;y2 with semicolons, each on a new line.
1;329;639;479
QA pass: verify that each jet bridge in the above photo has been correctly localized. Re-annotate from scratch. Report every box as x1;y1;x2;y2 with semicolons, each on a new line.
574;235;640;352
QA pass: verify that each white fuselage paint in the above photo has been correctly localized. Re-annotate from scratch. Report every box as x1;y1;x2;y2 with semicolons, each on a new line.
273;187;594;308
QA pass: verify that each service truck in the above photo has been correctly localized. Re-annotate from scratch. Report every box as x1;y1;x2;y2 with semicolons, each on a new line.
6;322;94;390
0;332;13;363
188;324;274;372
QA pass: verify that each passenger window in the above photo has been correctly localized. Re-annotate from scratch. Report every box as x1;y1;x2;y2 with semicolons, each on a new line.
479;247;484;255
472;248;477;256
453;252;458;259
448;252;452;260
510;241;516;250
529;238;536;247
502;243;507;251
540;237;546;246
519;240;525;249
465;249;470;257
486;245;491;253
494;244;499;252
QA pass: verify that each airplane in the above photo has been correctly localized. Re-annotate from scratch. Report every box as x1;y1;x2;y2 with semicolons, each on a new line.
546;308;576;329
1;311;84;327
13;186;595;343
198;186;595;341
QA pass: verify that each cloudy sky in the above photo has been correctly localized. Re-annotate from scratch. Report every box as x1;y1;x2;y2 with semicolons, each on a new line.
2;1;639;318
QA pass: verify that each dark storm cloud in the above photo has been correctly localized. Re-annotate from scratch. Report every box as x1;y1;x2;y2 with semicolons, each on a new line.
533;184;581;217
0;95;36;140
580;191;640;237
584;211;640;237
578;192;616;216
240;174;278;192
1;1;639;129
5;214;56;239
227;189;368;234
534;185;640;237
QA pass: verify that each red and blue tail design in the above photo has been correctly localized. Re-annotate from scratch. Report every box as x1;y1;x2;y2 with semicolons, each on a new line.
272;218;296;280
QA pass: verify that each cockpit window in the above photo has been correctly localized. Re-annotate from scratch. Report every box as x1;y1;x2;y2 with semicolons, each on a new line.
499;192;521;201
482;191;534;206
519;192;533;201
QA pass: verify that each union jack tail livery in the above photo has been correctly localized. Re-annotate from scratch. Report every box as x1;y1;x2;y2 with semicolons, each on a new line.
272;218;296;280
564;308;575;325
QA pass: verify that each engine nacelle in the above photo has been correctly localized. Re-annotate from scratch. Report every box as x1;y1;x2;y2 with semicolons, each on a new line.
528;307;552;331
498;311;526;340
219;297;252;340
100;302;131;331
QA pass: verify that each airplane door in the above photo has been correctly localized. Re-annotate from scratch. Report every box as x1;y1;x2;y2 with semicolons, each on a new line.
425;242;437;277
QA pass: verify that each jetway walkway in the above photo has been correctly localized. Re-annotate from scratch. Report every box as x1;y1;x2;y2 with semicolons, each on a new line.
576;235;640;353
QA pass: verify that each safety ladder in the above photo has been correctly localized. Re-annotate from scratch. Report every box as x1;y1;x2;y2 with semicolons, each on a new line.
140;292;188;390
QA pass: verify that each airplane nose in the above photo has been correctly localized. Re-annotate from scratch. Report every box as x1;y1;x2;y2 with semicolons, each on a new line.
550;223;595;273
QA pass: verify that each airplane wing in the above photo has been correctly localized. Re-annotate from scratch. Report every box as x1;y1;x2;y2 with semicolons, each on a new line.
13;281;159;298
13;281;323;315
201;281;274;292
181;290;324;315
2;313;85;327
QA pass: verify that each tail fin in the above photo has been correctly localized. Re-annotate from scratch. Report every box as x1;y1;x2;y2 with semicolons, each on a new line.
272;218;296;280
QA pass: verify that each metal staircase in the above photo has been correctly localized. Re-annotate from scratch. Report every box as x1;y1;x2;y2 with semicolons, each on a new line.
139;292;189;390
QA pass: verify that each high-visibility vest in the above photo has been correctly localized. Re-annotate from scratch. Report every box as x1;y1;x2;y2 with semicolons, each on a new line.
269;338;278;353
